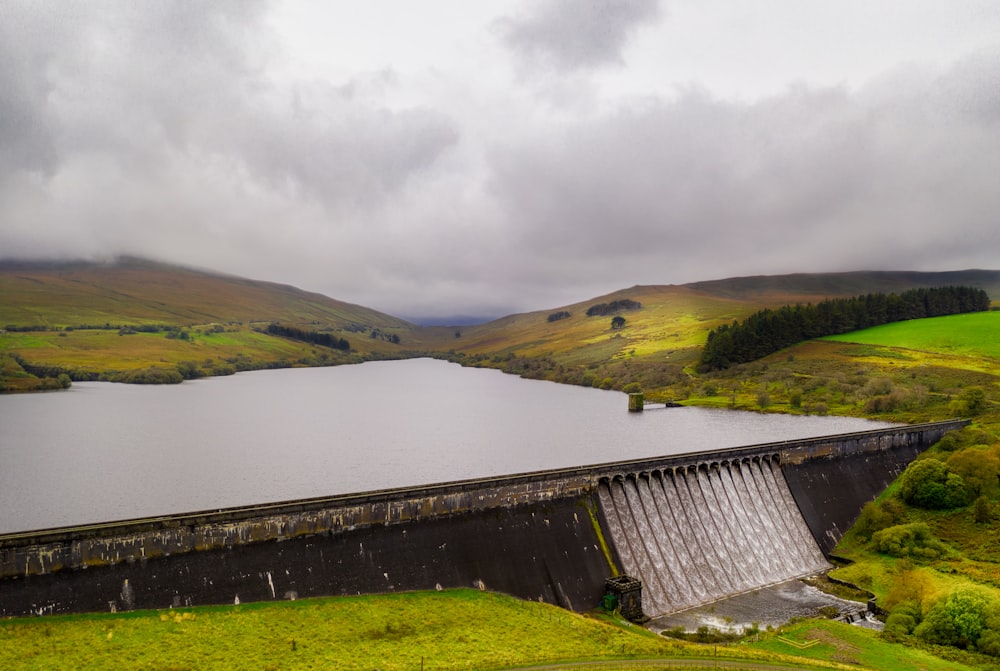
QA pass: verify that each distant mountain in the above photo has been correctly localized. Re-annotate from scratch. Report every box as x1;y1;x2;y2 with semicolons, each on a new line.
685;270;1000;303
0;257;413;332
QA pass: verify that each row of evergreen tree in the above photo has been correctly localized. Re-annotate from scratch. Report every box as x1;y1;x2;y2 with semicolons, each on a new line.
265;323;351;351
699;286;990;371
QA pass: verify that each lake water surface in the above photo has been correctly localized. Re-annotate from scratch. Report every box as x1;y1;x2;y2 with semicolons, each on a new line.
0;358;893;533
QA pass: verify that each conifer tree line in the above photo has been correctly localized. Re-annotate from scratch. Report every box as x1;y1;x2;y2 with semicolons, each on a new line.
699;286;990;371
265;323;351;351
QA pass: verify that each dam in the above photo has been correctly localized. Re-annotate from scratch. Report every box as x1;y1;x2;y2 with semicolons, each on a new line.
0;420;967;618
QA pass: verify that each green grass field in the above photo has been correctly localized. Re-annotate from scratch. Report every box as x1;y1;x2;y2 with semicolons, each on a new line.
0;590;710;671
822;312;1000;359
3;589;976;671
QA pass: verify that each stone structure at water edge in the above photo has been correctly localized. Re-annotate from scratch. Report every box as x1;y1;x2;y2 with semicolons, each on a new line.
0;420;968;619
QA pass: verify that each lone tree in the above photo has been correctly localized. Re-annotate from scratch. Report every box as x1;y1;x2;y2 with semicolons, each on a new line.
611;316;626;329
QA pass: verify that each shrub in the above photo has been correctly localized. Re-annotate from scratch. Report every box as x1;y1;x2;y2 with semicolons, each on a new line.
975;496;993;524
898;458;970;509
885;611;918;636
884;570;936;612
914;588;999;649
962;386;988;415
936;432;961;452
884;599;923;636
947;447;1000;498
853;498;905;541
114;367;184;385
872;523;948;559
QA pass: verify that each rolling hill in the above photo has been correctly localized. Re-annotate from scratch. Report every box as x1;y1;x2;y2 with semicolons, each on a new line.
0;257;413;333
0;258;419;389
2;258;998;394
419;270;1000;393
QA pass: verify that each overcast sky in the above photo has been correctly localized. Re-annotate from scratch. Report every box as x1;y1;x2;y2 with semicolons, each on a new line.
2;1;999;321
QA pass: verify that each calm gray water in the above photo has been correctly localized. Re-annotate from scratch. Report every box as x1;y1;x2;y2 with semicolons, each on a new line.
0;358;892;533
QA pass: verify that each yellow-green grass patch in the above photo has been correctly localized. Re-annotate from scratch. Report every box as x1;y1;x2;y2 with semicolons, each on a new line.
0;590;690;671
0;328;320;374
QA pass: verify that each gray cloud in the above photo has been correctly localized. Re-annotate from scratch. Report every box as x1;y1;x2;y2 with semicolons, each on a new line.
486;55;1000;293
0;3;460;284
497;0;661;73
0;3;997;321
0;3;61;177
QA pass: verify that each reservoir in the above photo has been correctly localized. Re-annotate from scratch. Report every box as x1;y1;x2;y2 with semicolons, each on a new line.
0;358;893;534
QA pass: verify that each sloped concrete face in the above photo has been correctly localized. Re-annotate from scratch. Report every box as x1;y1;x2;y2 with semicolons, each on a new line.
0;498;612;617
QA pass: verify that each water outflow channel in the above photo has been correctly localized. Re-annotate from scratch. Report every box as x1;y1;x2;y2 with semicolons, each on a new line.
598;457;828;616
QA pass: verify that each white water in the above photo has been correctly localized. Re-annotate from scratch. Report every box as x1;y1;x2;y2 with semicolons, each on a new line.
599;460;830;617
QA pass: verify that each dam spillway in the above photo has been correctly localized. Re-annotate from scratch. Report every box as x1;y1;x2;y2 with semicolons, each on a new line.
597;458;828;615
0;420;968;618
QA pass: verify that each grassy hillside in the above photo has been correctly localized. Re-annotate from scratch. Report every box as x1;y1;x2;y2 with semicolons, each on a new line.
0;588;979;671
0;257;413;331
3;262;999;394
423;270;1000;399
0;258;420;389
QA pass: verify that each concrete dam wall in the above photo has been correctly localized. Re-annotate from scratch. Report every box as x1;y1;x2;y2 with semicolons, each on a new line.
0;420;967;618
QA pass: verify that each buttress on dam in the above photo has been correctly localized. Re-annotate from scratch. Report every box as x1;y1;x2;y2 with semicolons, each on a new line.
0;420;966;619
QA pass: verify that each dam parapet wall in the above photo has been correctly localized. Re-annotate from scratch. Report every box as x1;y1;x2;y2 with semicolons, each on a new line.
0;471;594;580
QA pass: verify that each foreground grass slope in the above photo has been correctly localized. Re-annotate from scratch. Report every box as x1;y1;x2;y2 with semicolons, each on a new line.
1;589;978;671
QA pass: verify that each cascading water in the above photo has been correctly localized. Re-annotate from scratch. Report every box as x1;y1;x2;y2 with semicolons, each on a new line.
598;457;829;617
